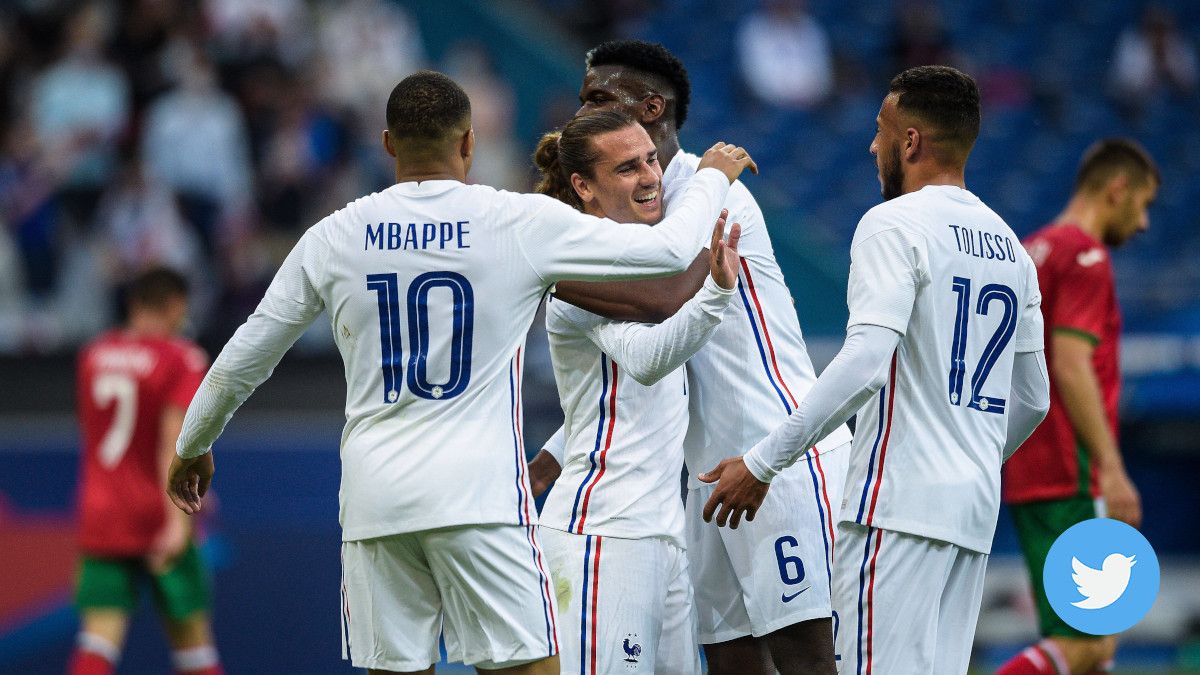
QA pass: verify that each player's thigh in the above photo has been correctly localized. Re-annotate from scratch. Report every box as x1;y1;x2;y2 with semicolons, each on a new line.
931;547;988;675
1010;496;1099;638
655;542;701;675
342;534;442;672
422;524;558;669
719;466;837;636
150;541;213;625
832;523;954;675
76;555;140;614
685;484;752;645
540;528;681;674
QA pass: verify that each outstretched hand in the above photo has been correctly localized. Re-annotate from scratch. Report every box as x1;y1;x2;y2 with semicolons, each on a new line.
709;211;743;290
698;142;759;183
166;452;214;515
698;456;770;528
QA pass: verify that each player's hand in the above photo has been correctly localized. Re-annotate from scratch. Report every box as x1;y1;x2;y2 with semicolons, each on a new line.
147;512;190;573
528;449;563;499
698;142;759;183
709;212;742;290
698;457;770;529
1100;466;1142;528
167;452;214;515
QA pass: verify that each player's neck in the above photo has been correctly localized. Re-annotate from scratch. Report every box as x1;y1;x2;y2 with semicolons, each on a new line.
393;160;466;184
904;164;965;194
655;133;681;170
125;315;174;338
1055;196;1107;244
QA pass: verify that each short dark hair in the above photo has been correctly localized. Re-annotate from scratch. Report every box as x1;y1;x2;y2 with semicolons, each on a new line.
127;267;189;310
586;40;691;130
1074;138;1160;194
385;71;471;142
888;65;980;155
533;110;640;210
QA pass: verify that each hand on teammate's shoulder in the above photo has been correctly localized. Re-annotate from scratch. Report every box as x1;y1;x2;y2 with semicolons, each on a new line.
698;142;759;183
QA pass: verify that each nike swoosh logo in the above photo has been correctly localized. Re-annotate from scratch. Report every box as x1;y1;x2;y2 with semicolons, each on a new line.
781;588;809;603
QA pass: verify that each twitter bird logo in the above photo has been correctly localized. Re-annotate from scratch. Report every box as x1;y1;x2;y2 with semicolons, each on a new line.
1070;553;1136;609
1044;518;1159;635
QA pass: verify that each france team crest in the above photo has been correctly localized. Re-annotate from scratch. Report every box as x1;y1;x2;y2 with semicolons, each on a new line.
1044;518;1160;635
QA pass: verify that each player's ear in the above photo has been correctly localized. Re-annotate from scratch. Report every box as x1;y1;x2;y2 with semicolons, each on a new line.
570;172;594;204
1105;172;1130;206
904;127;920;161
460;127;475;160
640;93;667;126
382;129;397;158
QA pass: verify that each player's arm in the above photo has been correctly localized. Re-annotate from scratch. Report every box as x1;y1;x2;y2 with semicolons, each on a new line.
528;426;566;498
149;404;192;571
168;229;327;514
700;222;924;528
1003;350;1051;462
1051;332;1140;526
1043;255;1141;527
519;144;754;284
552;253;709;324
568;221;740;386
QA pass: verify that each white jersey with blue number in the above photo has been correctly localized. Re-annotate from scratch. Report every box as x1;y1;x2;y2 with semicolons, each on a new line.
175;171;732;542
842;185;1043;553
660;151;853;486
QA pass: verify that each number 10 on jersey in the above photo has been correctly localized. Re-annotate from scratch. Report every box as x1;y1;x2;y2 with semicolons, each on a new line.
366;271;474;403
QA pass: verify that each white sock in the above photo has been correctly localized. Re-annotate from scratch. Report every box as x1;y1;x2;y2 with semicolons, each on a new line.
77;632;120;663
171;644;219;672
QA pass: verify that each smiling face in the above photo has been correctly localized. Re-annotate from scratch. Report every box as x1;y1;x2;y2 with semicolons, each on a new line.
570;123;663;224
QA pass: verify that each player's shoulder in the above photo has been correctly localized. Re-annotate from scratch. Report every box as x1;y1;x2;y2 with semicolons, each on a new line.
853;194;920;244
1024;223;1109;273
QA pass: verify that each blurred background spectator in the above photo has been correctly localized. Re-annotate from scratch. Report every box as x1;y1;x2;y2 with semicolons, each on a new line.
1110;4;1198;116
735;0;834;110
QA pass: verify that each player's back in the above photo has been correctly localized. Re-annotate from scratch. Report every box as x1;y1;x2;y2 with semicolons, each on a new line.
306;181;559;541
77;330;207;556
844;185;1041;553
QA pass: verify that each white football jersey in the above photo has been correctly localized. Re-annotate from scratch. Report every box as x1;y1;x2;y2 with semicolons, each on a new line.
841;185;1043;553
540;278;733;548
660;151;853;486
177;171;732;542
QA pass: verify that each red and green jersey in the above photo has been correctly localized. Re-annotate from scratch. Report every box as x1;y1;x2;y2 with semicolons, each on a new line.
1003;223;1121;504
77;330;207;556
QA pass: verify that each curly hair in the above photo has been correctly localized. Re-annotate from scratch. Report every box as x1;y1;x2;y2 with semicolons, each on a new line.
533;110;639;211
586;39;691;130
386;70;471;141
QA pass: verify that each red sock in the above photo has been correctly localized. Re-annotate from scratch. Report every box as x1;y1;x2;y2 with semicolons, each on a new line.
68;650;115;675
996;645;1058;675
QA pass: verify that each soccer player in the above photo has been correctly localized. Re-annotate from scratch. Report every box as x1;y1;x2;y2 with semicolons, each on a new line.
72;268;222;675
530;110;740;673
548;40;853;675
164;71;755;674
997;139;1158;675
700;66;1052;674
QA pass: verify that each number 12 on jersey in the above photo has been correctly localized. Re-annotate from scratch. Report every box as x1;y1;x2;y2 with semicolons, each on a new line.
366;271;474;403
947;276;1017;414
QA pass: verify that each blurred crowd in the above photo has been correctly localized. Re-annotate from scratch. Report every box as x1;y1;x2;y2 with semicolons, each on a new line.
0;0;524;353
2;0;1198;355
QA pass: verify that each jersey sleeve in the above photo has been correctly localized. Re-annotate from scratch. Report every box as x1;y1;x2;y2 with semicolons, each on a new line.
567;275;734;386
517;168;730;283
1014;257;1045;353
846;219;928;335
165;346;209;409
1047;246;1109;345
176;227;328;458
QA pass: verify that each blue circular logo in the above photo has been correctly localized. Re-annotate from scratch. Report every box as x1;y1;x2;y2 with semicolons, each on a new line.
1044;518;1160;635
